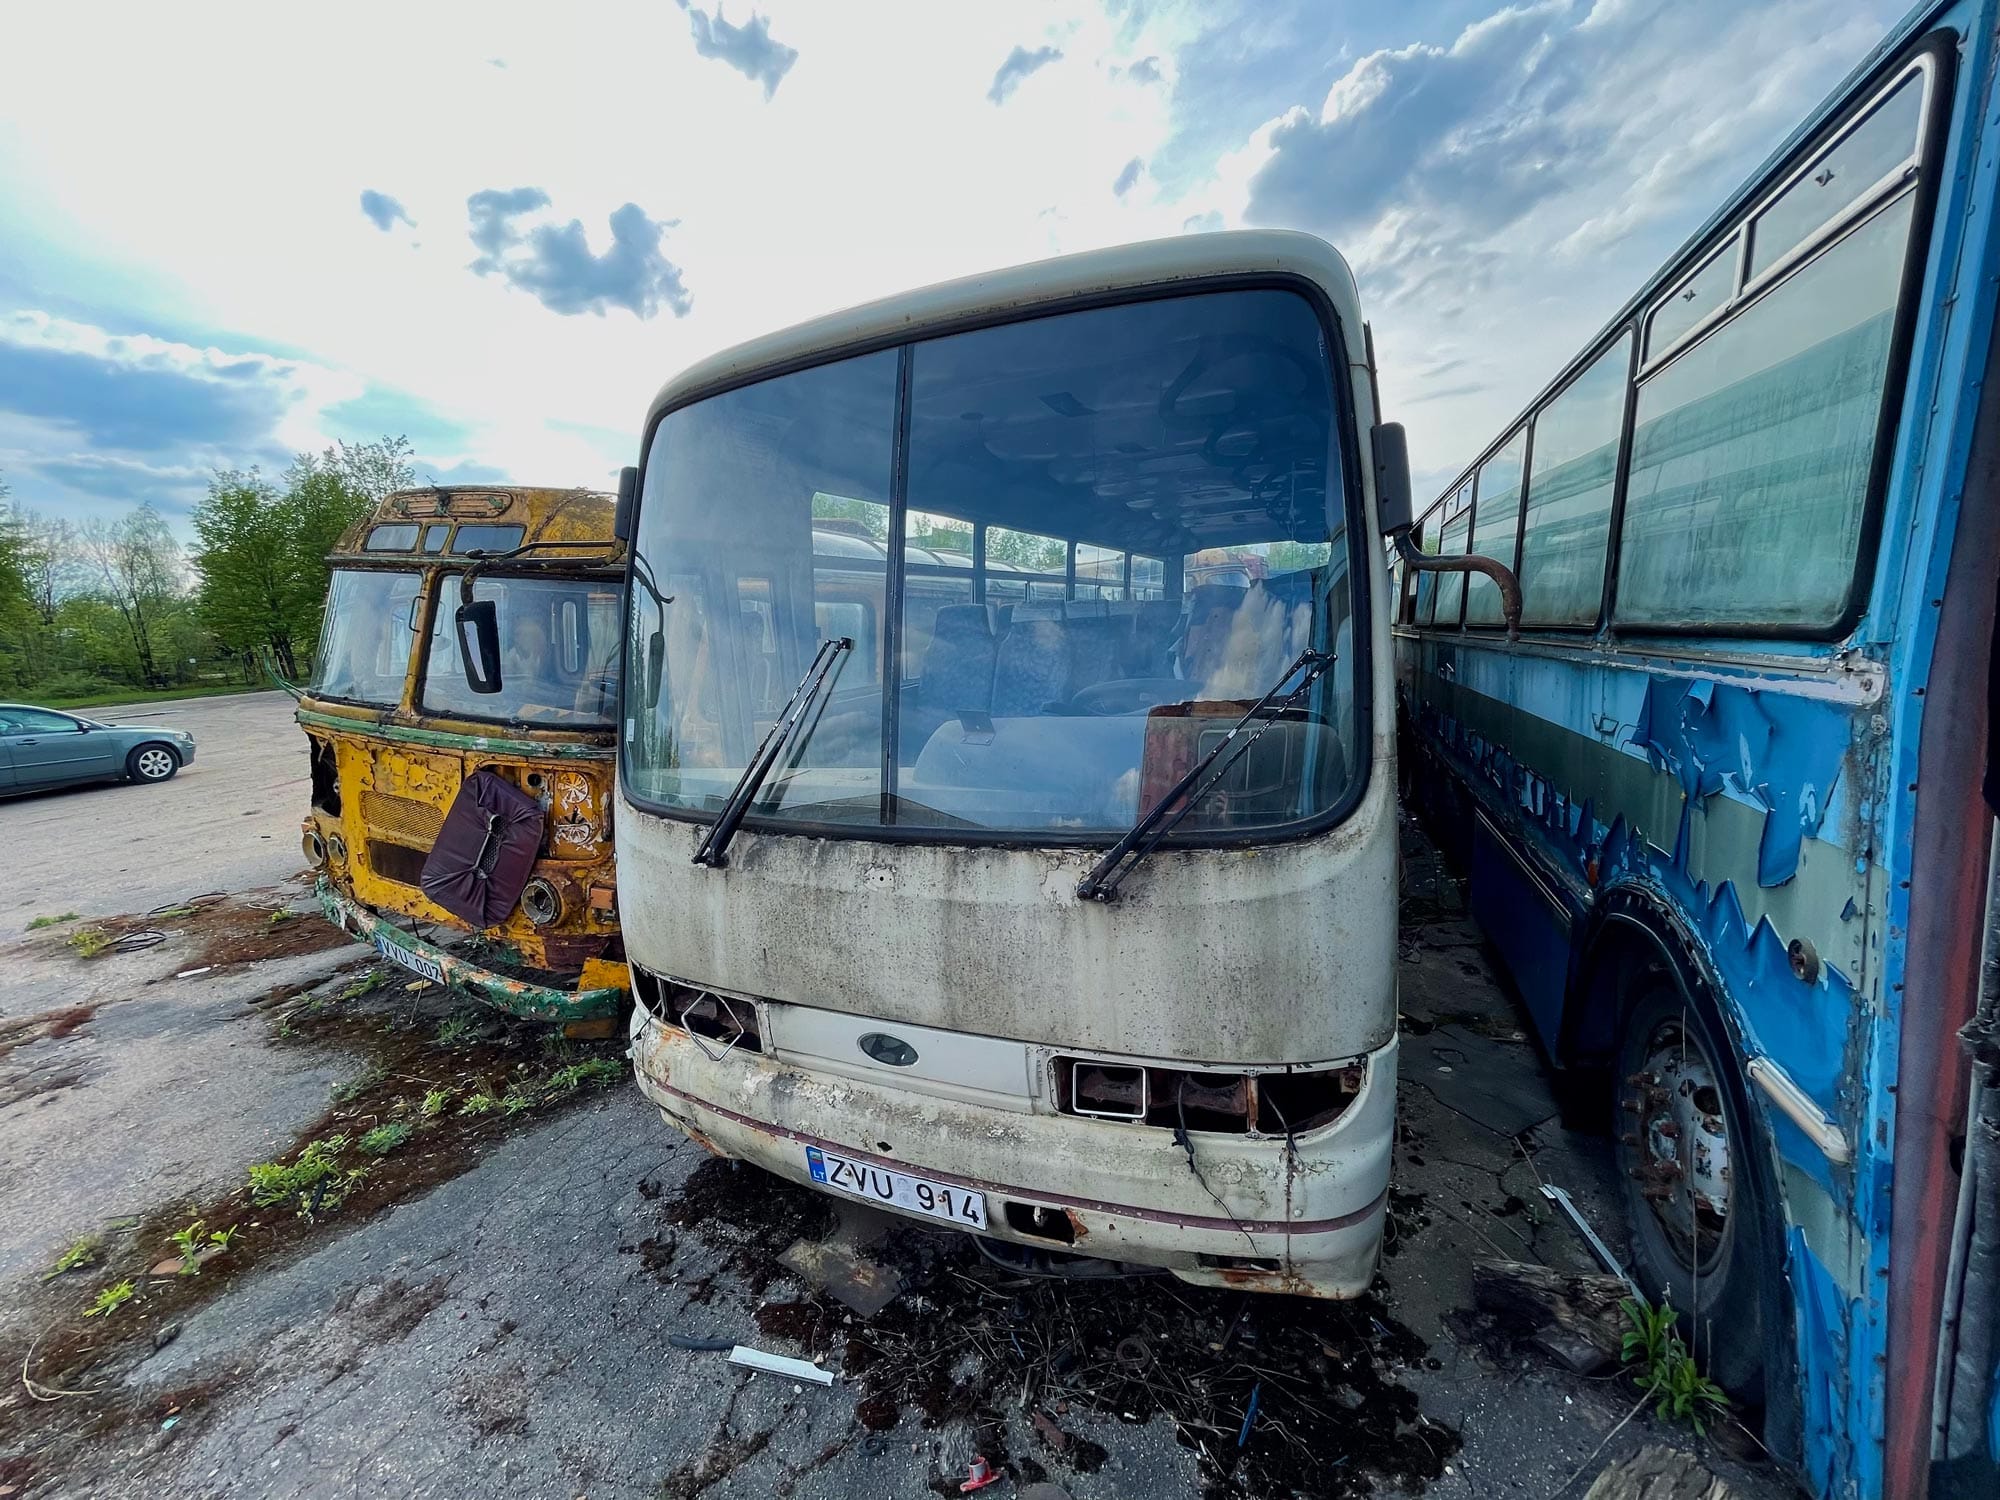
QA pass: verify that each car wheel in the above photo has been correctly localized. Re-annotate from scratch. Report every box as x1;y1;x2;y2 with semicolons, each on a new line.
127;744;180;784
1613;973;1770;1402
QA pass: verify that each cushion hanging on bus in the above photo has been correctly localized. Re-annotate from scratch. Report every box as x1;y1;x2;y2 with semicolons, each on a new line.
419;770;546;928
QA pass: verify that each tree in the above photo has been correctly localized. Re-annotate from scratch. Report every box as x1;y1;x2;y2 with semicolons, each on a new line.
0;477;36;692
189;435;415;679
78;507;185;688
192;470;301;678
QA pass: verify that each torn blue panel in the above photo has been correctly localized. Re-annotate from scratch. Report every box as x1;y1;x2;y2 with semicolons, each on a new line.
1790;1229;1854;1497
1633;677;1847;887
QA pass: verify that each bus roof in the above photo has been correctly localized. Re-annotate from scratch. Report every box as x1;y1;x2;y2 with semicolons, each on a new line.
643;230;1367;429
329;485;616;560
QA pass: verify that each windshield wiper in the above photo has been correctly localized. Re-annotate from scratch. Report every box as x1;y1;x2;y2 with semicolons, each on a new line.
691;637;853;869
1076;649;1334;903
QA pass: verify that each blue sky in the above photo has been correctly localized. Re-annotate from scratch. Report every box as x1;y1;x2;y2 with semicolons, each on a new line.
0;0;1907;536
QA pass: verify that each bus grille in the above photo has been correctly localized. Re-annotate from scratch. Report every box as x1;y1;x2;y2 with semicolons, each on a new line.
361;791;445;848
366;840;430;889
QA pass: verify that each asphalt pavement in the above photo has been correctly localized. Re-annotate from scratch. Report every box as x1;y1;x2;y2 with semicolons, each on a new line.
0;691;1791;1500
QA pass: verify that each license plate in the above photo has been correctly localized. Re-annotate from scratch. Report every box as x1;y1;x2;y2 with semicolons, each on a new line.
805;1146;987;1229
375;935;445;985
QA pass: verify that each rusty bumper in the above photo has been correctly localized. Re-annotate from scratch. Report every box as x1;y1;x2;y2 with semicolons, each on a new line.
317;880;627;1023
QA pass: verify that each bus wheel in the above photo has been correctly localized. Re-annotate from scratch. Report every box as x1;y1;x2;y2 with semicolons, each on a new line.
1613;977;1768;1401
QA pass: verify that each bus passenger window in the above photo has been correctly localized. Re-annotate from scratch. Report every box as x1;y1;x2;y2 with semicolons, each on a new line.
1466;431;1525;627
1618;197;1914;630
1518;334;1629;627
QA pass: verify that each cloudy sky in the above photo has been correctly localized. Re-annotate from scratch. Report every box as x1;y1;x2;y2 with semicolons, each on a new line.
0;0;1906;535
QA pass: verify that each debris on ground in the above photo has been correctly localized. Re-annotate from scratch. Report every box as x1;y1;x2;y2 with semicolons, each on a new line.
1584;1441;1735;1498
655;1159;1460;1500
728;1343;836;1385
1470;1258;1632;1375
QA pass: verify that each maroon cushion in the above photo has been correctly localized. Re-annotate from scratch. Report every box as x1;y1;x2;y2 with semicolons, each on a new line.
420;770;546;928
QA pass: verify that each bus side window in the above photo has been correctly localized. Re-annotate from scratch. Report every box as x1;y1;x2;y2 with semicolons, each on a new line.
1466;430;1526;627
1517;333;1630;627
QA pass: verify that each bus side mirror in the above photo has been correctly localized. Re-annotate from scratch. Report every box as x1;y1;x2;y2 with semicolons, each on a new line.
614;465;638;542
456;600;504;694
1372;422;1412;536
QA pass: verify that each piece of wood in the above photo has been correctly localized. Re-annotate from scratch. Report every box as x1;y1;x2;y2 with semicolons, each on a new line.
1583;1442;1733;1499
1471;1257;1633;1374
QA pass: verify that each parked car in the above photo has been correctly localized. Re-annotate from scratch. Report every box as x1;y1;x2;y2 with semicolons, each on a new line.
0;704;196;794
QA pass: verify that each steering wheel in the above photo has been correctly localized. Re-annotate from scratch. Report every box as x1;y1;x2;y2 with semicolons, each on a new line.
1070;678;1187;716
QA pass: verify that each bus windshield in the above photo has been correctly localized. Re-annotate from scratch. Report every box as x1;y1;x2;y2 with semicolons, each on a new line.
626;285;1359;838
423;573;622;725
312;569;423;708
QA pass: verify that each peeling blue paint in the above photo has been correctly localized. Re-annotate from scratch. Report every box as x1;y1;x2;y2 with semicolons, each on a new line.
1634;677;1847;888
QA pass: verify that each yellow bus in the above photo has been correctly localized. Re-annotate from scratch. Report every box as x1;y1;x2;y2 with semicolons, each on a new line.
297;485;628;1027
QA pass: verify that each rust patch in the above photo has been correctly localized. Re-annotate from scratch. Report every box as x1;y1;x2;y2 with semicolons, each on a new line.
0;1004;97;1062
1062;1208;1090;1241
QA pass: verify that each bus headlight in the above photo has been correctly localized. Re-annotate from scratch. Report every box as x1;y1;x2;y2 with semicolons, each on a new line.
522;876;565;927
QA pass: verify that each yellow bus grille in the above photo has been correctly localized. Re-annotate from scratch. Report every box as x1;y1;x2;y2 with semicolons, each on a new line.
360;791;445;848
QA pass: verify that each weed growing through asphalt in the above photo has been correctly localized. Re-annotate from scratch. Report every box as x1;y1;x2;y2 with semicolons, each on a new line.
167;1219;238;1274
1620;1296;1730;1435
43;1235;101;1280
545;1058;624;1093
265;908;294;926
420;1088;455;1118
434;1015;480;1048
27;912;82;930
358;1122;412;1156
338;970;385;1002
66;928;110;959
249;1136;366;1218
82;1280;135;1318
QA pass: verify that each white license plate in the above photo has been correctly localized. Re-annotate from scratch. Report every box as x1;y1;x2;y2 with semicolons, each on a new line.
805;1146;987;1229
376;935;445;985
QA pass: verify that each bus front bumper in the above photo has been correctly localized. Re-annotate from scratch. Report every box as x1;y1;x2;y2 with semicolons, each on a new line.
318;881;627;1024
630;1008;1394;1298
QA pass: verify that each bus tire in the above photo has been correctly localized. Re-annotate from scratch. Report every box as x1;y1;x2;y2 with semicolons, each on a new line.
1612;973;1770;1403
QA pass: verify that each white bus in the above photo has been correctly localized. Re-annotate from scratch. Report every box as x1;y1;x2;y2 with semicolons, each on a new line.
615;231;1408;1296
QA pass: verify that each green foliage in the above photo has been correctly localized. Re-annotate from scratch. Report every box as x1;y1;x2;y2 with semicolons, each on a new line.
43;1234;101;1280
167;1218;236;1274
357;1122;412;1156
420;1087;455;1118
544;1058;624;1093
434;1015;480;1048
1620;1296;1731;1434
83;1280;136;1318
27;912;82;930
191;438;411;683
67;927;110;959
457;1091;499;1117
248;1135;364;1217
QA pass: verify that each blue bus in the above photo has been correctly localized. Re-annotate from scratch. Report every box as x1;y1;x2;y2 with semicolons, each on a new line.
1391;3;2000;1495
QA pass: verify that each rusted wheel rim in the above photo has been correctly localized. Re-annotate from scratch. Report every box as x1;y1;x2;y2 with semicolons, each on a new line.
1626;1019;1732;1274
137;748;175;779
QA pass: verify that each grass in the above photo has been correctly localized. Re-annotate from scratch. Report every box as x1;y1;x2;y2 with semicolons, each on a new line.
433;1015;481;1048
457;1091;499;1117
42;1234;101;1280
420;1087;455;1118
27;912;82;931
1620;1295;1731;1435
82;1280;136;1318
544;1058;624;1094
37;680;265;711
248;1135;365;1218
357;1122;412;1156
66;928;110;959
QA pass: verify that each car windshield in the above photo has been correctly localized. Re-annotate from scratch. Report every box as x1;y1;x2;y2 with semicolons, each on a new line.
312;569;423;708
625;286;1361;840
422;574;622;725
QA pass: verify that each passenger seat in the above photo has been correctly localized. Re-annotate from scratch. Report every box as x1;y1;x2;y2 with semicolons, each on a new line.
991;604;1070;716
901;603;997;758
